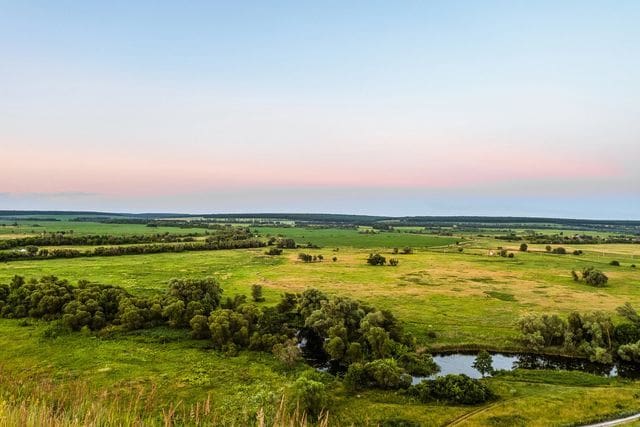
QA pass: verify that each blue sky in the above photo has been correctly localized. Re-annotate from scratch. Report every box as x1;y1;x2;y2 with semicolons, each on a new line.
1;1;639;218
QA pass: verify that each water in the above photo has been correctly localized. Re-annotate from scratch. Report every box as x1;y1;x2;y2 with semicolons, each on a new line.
297;329;640;382
411;352;640;384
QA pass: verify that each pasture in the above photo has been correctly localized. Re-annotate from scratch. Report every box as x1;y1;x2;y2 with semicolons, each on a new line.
1;218;640;425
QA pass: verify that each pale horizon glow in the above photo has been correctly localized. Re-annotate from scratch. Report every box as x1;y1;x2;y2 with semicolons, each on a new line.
1;1;639;218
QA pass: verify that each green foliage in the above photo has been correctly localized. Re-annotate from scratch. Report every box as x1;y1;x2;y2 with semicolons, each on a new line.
251;284;265;302
518;313;566;350
189;314;211;339
565;311;614;363
409;374;494;404
208;309;250;352
291;373;329;419
272;338;302;367
581;267;608;287
364;359;412;390
398;351;439;376
367;253;386;266
472;350;494;377
519;243;528;252
265;247;283;256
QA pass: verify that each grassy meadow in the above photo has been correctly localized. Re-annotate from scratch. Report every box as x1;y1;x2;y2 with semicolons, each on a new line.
1;218;640;425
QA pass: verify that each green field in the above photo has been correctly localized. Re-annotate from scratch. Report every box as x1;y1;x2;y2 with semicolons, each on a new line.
1;219;640;425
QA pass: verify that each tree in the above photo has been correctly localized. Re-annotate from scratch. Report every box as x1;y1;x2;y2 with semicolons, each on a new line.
190;314;211;339
367;253;386;266
472;351;494;377
545;245;552;252
582;267;608;287
208;309;250;351
519;243;528;252
272;338;301;367
388;258;399;266
251;284;265;302
291;373;329;420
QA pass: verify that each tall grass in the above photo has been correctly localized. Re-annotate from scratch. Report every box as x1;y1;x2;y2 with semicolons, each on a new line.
0;369;329;426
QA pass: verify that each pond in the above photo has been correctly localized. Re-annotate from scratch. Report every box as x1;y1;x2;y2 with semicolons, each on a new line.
299;331;640;381
411;352;640;384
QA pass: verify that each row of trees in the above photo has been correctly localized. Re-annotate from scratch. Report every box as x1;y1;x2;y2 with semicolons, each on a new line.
518;303;640;363
496;233;640;245
0;236;265;263
0;232;201;250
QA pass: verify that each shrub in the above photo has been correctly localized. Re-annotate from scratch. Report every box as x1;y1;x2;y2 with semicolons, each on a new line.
367;253;386;266
610;260;620;266
519;243;528;252
277;238;296;249
518;313;566;350
364;359;412;389
265;247;283;256
582;267;608;287
251;284;265;302
398;351;439;376
552;247;567;254
189;314;211;339
402;247;413;254
272;338;301;367
389;258;399;266
573;250;583;255
291;373;329;419
409;374;494;404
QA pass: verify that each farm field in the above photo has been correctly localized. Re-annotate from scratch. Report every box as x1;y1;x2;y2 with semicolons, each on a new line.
1;217;640;425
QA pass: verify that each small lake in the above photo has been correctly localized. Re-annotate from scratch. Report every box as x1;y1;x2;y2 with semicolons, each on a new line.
411;352;640;384
298;331;640;381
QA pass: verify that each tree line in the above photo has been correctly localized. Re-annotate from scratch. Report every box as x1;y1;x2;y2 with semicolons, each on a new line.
0;229;264;262
518;302;640;364
0;232;202;250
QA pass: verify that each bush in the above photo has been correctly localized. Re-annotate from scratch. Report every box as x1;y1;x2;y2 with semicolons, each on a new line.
389;258;399;266
582;267;608;287
552;247;567;254
398;351;439;376
272;338;301;367
265;247;283;256
364;359;411;389
291;373;329;419
519;243;528;252
610;260;620;266
518;313;566;350
189;314;211;339
251;284;265;302
409;374;494;404
367;253;386;266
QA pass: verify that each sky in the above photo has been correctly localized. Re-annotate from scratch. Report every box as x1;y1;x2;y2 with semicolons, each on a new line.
1;1;639;218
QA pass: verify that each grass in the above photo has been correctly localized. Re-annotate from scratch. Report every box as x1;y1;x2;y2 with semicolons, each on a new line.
0;219;208;237
0;224;639;425
1;319;639;426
